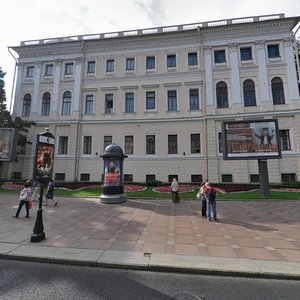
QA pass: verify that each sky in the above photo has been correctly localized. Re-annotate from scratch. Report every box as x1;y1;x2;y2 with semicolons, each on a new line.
1;0;300;111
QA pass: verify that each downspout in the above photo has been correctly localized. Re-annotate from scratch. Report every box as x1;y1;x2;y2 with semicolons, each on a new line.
197;27;209;181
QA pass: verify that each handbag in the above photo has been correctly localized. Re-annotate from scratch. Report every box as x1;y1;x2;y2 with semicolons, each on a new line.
196;191;201;199
29;200;33;209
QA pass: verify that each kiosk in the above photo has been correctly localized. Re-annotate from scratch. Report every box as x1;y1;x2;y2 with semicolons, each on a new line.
100;143;128;204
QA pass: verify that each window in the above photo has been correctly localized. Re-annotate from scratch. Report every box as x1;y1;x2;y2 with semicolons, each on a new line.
189;89;199;110
83;136;92;155
22;93;31;117
167;90;177;111
243;79;256;107
279;129;291;150
41;92;51;116
271;77;285;105
191;175;202;183
191;133;201;154
45;64;54;77
80;173;90;181
222;174;233;183
124;135;134;155
124;174;133;182
188;52;198;66
168;135;178;154
267;44;280;58
55;173;66;181
105;94;114;113
167;54;176;68
85;94;94;114
62;91;72;115
65;63;74;75
250;174;259;183
26;66;34;78
218;132;223;153
146;174;156;182
87;61;95;74
126;58;135;71
125;92;134;113
146;56;155;70
214;50;226;63
146;135;155;155
103;136;112;151
58;136;68;154
12;172;22;180
106;59;114;72
216;81;228;108
146;91;155;110
240;47;252;61
281;173;296;182
168;175;178;182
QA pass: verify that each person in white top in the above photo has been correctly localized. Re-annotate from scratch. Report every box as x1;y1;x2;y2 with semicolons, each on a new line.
171;178;180;203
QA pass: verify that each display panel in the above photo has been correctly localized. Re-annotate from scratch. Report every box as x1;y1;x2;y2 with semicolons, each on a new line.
222;119;281;160
0;128;18;162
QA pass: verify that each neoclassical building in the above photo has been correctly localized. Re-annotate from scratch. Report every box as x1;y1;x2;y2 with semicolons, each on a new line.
6;13;300;184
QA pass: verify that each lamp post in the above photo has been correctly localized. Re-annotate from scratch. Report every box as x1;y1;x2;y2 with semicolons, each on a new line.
31;128;55;242
100;143;127;204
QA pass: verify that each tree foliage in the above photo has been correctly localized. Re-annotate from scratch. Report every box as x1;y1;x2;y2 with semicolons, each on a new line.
0;67;35;142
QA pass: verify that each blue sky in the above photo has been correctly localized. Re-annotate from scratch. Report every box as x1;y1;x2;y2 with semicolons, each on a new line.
1;0;300;110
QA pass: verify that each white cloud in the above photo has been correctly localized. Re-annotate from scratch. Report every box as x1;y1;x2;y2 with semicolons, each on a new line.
1;0;300;109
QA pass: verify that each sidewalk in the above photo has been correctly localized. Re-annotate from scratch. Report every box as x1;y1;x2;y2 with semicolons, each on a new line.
0;194;300;279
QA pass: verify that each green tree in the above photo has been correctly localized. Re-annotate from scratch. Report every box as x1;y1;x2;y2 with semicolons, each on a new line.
0;67;35;145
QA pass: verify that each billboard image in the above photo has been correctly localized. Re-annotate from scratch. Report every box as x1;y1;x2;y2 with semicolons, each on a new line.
104;159;121;186
222;119;281;160
0;128;18;162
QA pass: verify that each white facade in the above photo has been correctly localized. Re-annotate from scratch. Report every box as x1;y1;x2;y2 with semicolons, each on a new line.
7;14;300;184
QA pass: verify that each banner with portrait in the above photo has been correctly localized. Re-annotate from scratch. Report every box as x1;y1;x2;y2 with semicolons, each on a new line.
0;128;18;162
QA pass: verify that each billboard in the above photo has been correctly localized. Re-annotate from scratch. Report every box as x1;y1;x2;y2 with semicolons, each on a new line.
33;132;55;183
0;128;18;162
222;119;281;160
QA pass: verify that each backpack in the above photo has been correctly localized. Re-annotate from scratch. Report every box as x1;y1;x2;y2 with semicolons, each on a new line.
208;188;216;202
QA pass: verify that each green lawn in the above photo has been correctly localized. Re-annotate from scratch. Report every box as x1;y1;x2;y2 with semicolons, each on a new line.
1;185;299;201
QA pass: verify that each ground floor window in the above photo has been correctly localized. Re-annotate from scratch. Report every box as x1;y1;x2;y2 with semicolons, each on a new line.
191;174;202;183
124;174;133;182
12;172;22;180
146;174;156;182
80;173;90;181
55;173;66;181
168;175;178;182
250;174;259;183
222;174;233;183
281;173;296;182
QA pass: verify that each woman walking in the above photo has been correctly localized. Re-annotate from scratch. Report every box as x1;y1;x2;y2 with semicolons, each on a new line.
13;180;33;218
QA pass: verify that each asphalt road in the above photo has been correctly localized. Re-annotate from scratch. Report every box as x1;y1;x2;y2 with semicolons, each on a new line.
1;259;300;300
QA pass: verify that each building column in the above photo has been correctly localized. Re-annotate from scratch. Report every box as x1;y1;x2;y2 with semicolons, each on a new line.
13;62;24;116
52;60;62;114
31;62;41;115
72;57;83;113
203;46;214;106
255;40;271;103
228;43;241;105
283;38;300;101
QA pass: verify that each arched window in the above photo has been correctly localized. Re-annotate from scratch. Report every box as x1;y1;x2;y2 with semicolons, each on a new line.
41;92;51;116
216;81;228;108
271;77;285;105
22;93;31;116
62;91;72;115
243;79;256;107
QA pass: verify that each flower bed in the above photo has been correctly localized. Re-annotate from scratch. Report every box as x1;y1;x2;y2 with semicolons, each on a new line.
153;184;196;193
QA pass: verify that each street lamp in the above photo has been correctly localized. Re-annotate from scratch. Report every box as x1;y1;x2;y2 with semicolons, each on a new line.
31;128;55;242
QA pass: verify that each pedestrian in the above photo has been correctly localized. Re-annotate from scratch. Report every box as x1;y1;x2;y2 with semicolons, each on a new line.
13;180;33;218
171;178;180;203
32;181;40;201
44;179;57;206
197;182;207;217
203;182;217;221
